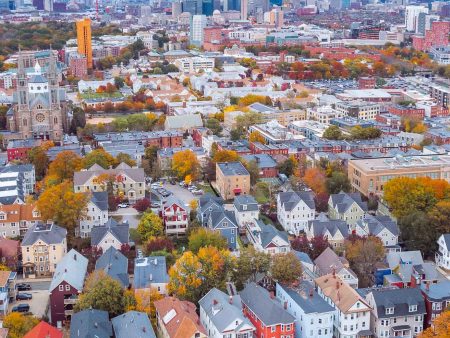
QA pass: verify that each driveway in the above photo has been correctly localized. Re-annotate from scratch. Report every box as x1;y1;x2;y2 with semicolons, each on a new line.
160;183;197;205
10;290;49;317
110;207;141;229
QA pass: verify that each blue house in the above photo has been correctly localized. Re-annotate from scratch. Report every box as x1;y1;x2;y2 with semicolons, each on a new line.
207;209;238;250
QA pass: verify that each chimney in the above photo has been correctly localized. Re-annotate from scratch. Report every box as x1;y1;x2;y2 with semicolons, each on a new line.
213;299;218;305
426;281;430;291
74;254;77;261
332;268;336;278
229;296;233;304
284;301;287;310
309;289;313;298
336;281;340;290
269;291;275;299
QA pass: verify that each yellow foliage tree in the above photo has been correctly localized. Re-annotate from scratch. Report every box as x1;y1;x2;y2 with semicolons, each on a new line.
3;312;40;338
134;288;163;326
168;251;203;302
419;311;450;338
189;199;198;210
248;131;266;144
212;150;240;163
47;150;84;183
171;150;200;181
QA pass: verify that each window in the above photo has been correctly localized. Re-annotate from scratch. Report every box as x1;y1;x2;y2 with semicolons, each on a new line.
386;307;394;315
59;285;64;291
271;326;276;333
409;305;418;312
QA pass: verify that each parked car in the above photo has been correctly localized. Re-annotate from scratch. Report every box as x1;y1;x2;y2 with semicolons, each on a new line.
150;203;160;208
16;283;31;291
118;203;129;208
137;249;144;259
169;179;176;185
192;189;204;195
12;304;30;313
16;293;32;301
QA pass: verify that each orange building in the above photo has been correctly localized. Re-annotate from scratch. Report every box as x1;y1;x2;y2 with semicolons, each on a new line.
76;18;93;69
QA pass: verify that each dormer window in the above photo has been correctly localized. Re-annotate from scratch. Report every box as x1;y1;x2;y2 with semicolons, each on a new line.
243;204;247;211
0;214;5;220
386;307;394;315
409;305;418;312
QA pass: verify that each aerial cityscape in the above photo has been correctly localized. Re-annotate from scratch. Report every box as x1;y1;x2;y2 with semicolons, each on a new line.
0;0;449;337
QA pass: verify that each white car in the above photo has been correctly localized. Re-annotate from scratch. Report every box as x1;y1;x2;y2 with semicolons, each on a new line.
118;203;129;208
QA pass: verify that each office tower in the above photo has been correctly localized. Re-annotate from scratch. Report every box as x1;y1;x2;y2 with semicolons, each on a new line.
269;7;283;28
241;0;247;19
190;14;207;46
417;13;439;35
202;0;213;15
172;0;182;17
405;5;428;32
43;0;52;10
76;18;93;69
243;0;269;19
0;0;9;10
182;0;202;14
224;0;240;11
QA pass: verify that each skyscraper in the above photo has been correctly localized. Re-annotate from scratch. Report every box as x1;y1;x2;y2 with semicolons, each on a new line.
405;5;428;32
182;0;202;14
190;14;207;46
225;0;240;11
76;18;93;69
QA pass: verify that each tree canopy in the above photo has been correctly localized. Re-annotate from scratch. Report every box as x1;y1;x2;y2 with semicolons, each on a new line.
137;211;164;241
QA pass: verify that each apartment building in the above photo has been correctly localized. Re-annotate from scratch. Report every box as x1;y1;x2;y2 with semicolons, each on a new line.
0;203;42;237
216;162;250;200
348;154;450;196
335;101;380;120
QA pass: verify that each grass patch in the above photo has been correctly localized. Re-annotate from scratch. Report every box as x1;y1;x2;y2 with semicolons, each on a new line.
79;92;123;100
198;183;216;196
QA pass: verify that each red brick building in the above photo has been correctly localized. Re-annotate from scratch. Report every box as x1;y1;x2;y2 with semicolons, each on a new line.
250;142;289;156
413;21;450;52
69;55;88;78
358;77;376;89
387;105;425;120
240;283;295;338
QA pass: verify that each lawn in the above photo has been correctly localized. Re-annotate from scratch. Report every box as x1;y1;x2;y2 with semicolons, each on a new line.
79;91;123;100
198;182;217;196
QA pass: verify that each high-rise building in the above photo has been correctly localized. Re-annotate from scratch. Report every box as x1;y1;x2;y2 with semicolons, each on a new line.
417;13;439;35
405;5;428;32
182;0;201;14
202;0;213;15
76;18;93;69
224;0;240;11
190;14;207;46
241;0;248;19
413;21;450;52
172;0;182;17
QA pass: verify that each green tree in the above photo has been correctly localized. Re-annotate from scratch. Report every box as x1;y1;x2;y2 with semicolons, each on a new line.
70;107;86;134
242;159;260;186
114;76;125;88
270;252;302;284
276;157;296;177
188;228;228;254
115;152;137;167
326;171;351;194
83;148;116;169
398;211;435;256
205;118;223;135
235;111;263;132
75;271;129;317
233;246;271;290
137;211;164;241
323;125;343;140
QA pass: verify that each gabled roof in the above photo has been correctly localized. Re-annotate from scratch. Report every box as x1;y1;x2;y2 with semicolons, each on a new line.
356;214;399;237
49;249;88;292
307;217;348;239
163;196;187;213
314;247;347;276
278;281;334;314
315;274;370;313
199;193;223;209
91;218;129;246
153;297;206;338
73;162;144;186
386;251;423;270
21;223;67;246
134;256;169;289
254;220;289;248
199;288;255;333
233;195;259;212
95;247;129;288
242;154;277;169
370;287;426;319
293;250;314;266
112;311;156;338
70;309;112;338
23;321;62;338
90;191;109;211
329;192;368;213
278;190;315;211
209;210;238;230
440;234;450;250
240;282;295;325
420;280;450;301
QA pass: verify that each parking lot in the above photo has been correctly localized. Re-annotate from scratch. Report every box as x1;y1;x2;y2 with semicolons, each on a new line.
10;289;49;318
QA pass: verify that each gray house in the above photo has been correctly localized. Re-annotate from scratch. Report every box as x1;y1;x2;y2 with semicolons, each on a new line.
197;193;224;227
328;192;368;226
365;287;426;338
233;195;259;229
134;256;169;295
70;309;113;338
306;214;349;249
112;311;156;338
91;218;129;252
207;209;238;251
95;247;129;288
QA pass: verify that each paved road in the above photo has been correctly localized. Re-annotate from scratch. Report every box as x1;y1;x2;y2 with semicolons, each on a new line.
161;182;197;205
15;279;51;291
110;207;140;228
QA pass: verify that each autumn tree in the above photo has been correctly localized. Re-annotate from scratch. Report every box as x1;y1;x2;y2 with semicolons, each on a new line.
75;271;126;317
47;150;83;183
238;94;271;107
276;156;298;177
291;235;330;260
326;171;351;194
37;181;89;237
345;235;385;287
137;211;164;241
27;146;49;180
303;168;327;195
419;310;450;338
233;246;271;290
242;159;260;186
188;228;228;254
83;148;116;169
134;288;163;327
115;152;137;167
3;312;40;338
168;251;203;302
270;252;302;284
145;236;174;255
212;150;240;163
171;149;200;181
134;198;151;213
248;131;265;143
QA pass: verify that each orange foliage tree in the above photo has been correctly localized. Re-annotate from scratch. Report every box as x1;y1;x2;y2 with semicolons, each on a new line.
47;150;84;184
419;311;450;338
303;168;327;195
171;150;200;181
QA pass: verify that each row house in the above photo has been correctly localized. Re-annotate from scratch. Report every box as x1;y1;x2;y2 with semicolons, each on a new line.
277;190;316;236
306;214;349;249
276;281;335;338
420;280;450;328
49;249;88;327
328;192;368;227
21;222;67;278
245;220;291;255
240;282;296;338
0;203;42;237
78;191;109;238
365;287;426;338
233;195;259;231
73;163;146;203
93;131;183;149
249;142;289;156
199;288;256;338
162;197;189;237
315;273;372;338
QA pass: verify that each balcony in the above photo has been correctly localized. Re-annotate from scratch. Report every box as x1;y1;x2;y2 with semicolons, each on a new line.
64;309;74;316
64;298;78;305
